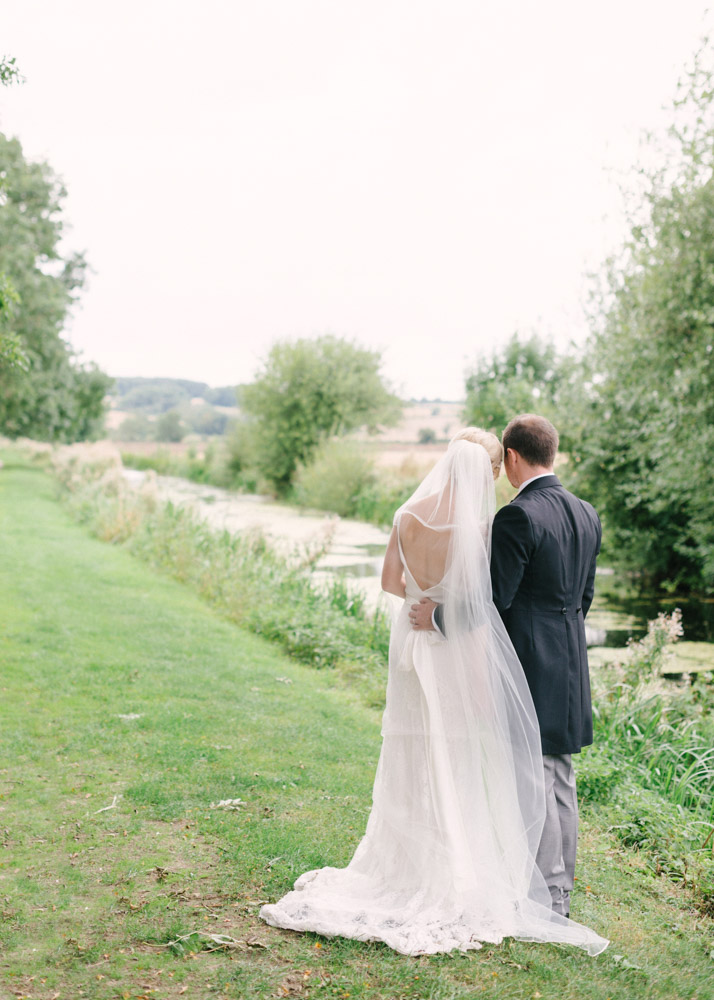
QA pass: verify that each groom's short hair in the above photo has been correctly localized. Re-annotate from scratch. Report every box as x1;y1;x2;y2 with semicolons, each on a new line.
502;414;558;467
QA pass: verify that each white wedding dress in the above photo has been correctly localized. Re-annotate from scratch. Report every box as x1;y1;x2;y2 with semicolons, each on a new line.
260;442;608;957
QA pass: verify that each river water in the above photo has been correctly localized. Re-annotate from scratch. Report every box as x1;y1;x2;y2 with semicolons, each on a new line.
123;470;391;610
124;470;713;648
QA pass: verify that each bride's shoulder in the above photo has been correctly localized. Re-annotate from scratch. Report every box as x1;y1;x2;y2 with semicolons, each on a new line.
410;493;442;516
400;496;439;528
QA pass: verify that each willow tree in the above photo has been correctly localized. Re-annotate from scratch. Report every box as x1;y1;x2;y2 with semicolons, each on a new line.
569;47;714;592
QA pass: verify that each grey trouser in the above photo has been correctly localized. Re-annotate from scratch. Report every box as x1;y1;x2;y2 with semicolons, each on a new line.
535;753;578;916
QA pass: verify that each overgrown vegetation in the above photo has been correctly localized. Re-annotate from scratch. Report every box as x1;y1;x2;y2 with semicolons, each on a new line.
292;439;420;525
464;46;714;596
564;54;714;592
121;442;248;490
577;610;714;914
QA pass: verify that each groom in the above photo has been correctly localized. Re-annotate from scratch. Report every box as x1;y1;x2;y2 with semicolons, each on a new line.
409;414;601;919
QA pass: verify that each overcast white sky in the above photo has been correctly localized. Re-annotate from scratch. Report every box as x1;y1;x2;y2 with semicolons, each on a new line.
1;1;710;399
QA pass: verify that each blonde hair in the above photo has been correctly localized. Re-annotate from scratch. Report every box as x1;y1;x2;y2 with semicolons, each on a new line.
450;427;503;477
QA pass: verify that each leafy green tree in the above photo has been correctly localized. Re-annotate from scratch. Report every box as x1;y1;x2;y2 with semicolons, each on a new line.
0;56;22;87
184;405;229;436
0;134;111;440
0;56;27;373
463;333;563;432
154;410;185;443
115;412;153;442
0;272;27;372
568;46;714;593
239;335;401;493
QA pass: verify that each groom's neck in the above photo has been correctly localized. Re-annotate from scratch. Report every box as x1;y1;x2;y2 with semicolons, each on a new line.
511;463;554;490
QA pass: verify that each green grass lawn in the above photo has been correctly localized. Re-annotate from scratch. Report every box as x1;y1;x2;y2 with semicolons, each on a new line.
1;457;713;1000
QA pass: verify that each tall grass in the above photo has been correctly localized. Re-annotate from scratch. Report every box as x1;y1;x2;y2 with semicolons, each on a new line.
578;610;714;912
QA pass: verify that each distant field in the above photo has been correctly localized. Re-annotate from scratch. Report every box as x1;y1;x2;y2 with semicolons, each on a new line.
356;400;466;444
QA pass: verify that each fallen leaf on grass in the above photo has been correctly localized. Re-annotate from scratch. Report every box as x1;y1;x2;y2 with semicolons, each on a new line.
612;953;643;970
164;931;269;956
246;937;268;948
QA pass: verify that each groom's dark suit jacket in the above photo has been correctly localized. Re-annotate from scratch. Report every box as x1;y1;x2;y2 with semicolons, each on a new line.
490;475;601;756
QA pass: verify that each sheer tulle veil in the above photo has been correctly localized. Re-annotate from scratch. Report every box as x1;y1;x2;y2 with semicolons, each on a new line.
260;439;609;956
391;440;548;892
393;440;546;856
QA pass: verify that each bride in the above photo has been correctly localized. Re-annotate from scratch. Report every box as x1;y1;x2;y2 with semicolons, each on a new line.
260;432;608;956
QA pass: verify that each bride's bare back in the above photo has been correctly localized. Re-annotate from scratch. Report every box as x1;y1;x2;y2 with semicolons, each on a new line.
398;493;453;592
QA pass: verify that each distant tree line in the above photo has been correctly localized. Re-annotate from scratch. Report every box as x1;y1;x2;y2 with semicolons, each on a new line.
110;378;243;442
112;377;242;414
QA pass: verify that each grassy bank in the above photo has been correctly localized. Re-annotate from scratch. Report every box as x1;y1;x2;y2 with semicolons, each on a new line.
54;442;391;710
1;454;714;999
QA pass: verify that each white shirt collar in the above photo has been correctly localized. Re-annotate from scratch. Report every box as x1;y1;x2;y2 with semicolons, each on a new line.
517;472;553;494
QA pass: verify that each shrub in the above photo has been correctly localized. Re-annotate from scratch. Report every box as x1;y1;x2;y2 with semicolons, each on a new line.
575;747;623;804
585;608;714;914
225;419;263;489
121;443;260;493
115;413;152;442
292;440;375;517
353;477;419;528
154;410;185;443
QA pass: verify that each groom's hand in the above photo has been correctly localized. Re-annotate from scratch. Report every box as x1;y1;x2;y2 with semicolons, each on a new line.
409;598;438;631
